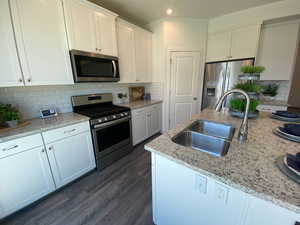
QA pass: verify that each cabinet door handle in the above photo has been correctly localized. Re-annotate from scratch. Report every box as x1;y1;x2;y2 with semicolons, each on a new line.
48;146;53;151
19;78;23;83
64;128;76;134
2;145;19;151
27;78;31;82
41;148;45;153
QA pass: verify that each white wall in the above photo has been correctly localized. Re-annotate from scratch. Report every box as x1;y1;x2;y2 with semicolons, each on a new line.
147;18;208;131
208;0;300;33
0;83;151;120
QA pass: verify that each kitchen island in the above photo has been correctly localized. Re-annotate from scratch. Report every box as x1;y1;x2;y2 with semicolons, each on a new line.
145;109;300;225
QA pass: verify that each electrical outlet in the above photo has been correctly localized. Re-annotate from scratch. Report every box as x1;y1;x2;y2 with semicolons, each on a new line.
195;175;207;194
214;183;229;204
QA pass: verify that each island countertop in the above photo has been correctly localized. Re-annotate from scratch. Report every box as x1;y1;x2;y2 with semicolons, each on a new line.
144;109;300;213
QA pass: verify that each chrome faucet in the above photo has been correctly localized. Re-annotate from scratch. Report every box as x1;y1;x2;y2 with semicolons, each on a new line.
215;89;250;143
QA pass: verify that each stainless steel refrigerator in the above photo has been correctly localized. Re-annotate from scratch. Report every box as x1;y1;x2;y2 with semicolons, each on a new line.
201;59;254;110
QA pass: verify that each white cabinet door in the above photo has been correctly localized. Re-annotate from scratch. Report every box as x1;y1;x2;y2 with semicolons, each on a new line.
63;0;97;53
63;0;117;56
46;131;96;188
135;28;152;82
0;145;55;219
94;11;118;57
148;104;162;137
117;21;136;82
206;31;231;62
230;24;261;60
10;0;73;86
244;196;300;225
0;0;24;87
257;22;299;81
132;109;148;146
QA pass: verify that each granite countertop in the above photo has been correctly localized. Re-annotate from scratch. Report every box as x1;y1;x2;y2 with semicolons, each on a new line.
145;109;300;213
0;112;89;143
117;100;163;110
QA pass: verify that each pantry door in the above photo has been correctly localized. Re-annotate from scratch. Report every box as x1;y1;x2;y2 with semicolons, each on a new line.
169;51;202;129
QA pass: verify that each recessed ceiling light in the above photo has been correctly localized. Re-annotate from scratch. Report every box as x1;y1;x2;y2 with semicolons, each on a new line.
166;8;173;15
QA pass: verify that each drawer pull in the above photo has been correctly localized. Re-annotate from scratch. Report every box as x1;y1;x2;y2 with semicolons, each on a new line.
3;145;19;151
64;128;76;134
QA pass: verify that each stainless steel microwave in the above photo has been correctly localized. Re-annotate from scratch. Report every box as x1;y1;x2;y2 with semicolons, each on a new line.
70;50;120;83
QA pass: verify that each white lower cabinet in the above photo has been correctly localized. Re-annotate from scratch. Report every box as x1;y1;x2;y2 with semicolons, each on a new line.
152;153;300;225
0;121;96;219
0;134;55;219
45;131;96;188
244;196;300;225
132;103;162;146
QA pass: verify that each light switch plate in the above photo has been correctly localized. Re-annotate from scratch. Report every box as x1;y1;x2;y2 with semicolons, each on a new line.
195;175;207;194
214;183;229;204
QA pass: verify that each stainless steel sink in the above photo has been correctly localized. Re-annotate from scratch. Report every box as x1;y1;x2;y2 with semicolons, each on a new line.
172;131;231;157
172;120;236;157
187;120;236;140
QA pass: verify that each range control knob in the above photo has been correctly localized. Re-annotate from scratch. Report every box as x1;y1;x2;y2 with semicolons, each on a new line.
98;119;102;123
104;118;108;121
112;115;116;119
120;113;124;117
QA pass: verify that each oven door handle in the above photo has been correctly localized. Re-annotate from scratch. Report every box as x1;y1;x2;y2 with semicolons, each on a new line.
93;116;131;130
112;60;117;78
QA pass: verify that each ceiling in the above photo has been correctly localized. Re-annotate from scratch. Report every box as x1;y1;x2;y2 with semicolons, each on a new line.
89;0;283;25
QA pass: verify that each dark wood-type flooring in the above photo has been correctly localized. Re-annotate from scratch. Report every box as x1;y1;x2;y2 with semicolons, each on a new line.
0;136;158;225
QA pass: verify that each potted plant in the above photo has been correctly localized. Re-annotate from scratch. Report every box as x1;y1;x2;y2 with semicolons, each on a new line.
229;99;260;118
239;65;265;80
0;104;20;128
262;84;279;97
233;82;262;98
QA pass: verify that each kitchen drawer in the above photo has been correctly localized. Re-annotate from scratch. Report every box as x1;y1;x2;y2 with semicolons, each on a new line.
132;107;148;116
0;134;43;158
42;121;90;144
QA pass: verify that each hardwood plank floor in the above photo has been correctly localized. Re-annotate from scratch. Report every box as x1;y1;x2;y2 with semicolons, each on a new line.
0;136;158;225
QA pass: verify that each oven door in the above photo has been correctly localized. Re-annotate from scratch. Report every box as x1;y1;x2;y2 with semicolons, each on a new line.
92;117;132;159
70;50;120;82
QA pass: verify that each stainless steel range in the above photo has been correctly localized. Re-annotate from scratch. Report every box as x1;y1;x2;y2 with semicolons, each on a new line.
71;93;133;170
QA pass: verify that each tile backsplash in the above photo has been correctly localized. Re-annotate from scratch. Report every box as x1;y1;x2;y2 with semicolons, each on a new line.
258;80;291;101
0;83;152;120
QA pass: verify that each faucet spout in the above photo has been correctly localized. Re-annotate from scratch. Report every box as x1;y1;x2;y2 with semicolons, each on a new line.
214;89;250;143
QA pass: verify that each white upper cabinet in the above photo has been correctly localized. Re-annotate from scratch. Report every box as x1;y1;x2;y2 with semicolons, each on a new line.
63;0;118;56
257;21;299;81
117;19;152;83
0;0;23;87
206;24;261;62
10;0;73;86
63;0;97;53
117;21;136;83
230;25;261;60
206;31;232;62
135;27;152;83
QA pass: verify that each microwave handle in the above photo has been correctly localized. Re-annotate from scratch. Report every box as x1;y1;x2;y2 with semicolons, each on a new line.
112;60;117;78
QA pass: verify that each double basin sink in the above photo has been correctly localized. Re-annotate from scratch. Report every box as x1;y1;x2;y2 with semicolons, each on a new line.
172;120;236;157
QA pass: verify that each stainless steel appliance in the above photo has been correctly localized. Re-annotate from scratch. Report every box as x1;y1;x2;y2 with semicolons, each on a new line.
70;50;120;83
202;59;254;110
72;93;133;170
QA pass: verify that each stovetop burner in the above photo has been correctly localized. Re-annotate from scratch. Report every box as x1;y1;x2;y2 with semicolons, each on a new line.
71;93;131;126
75;104;129;119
